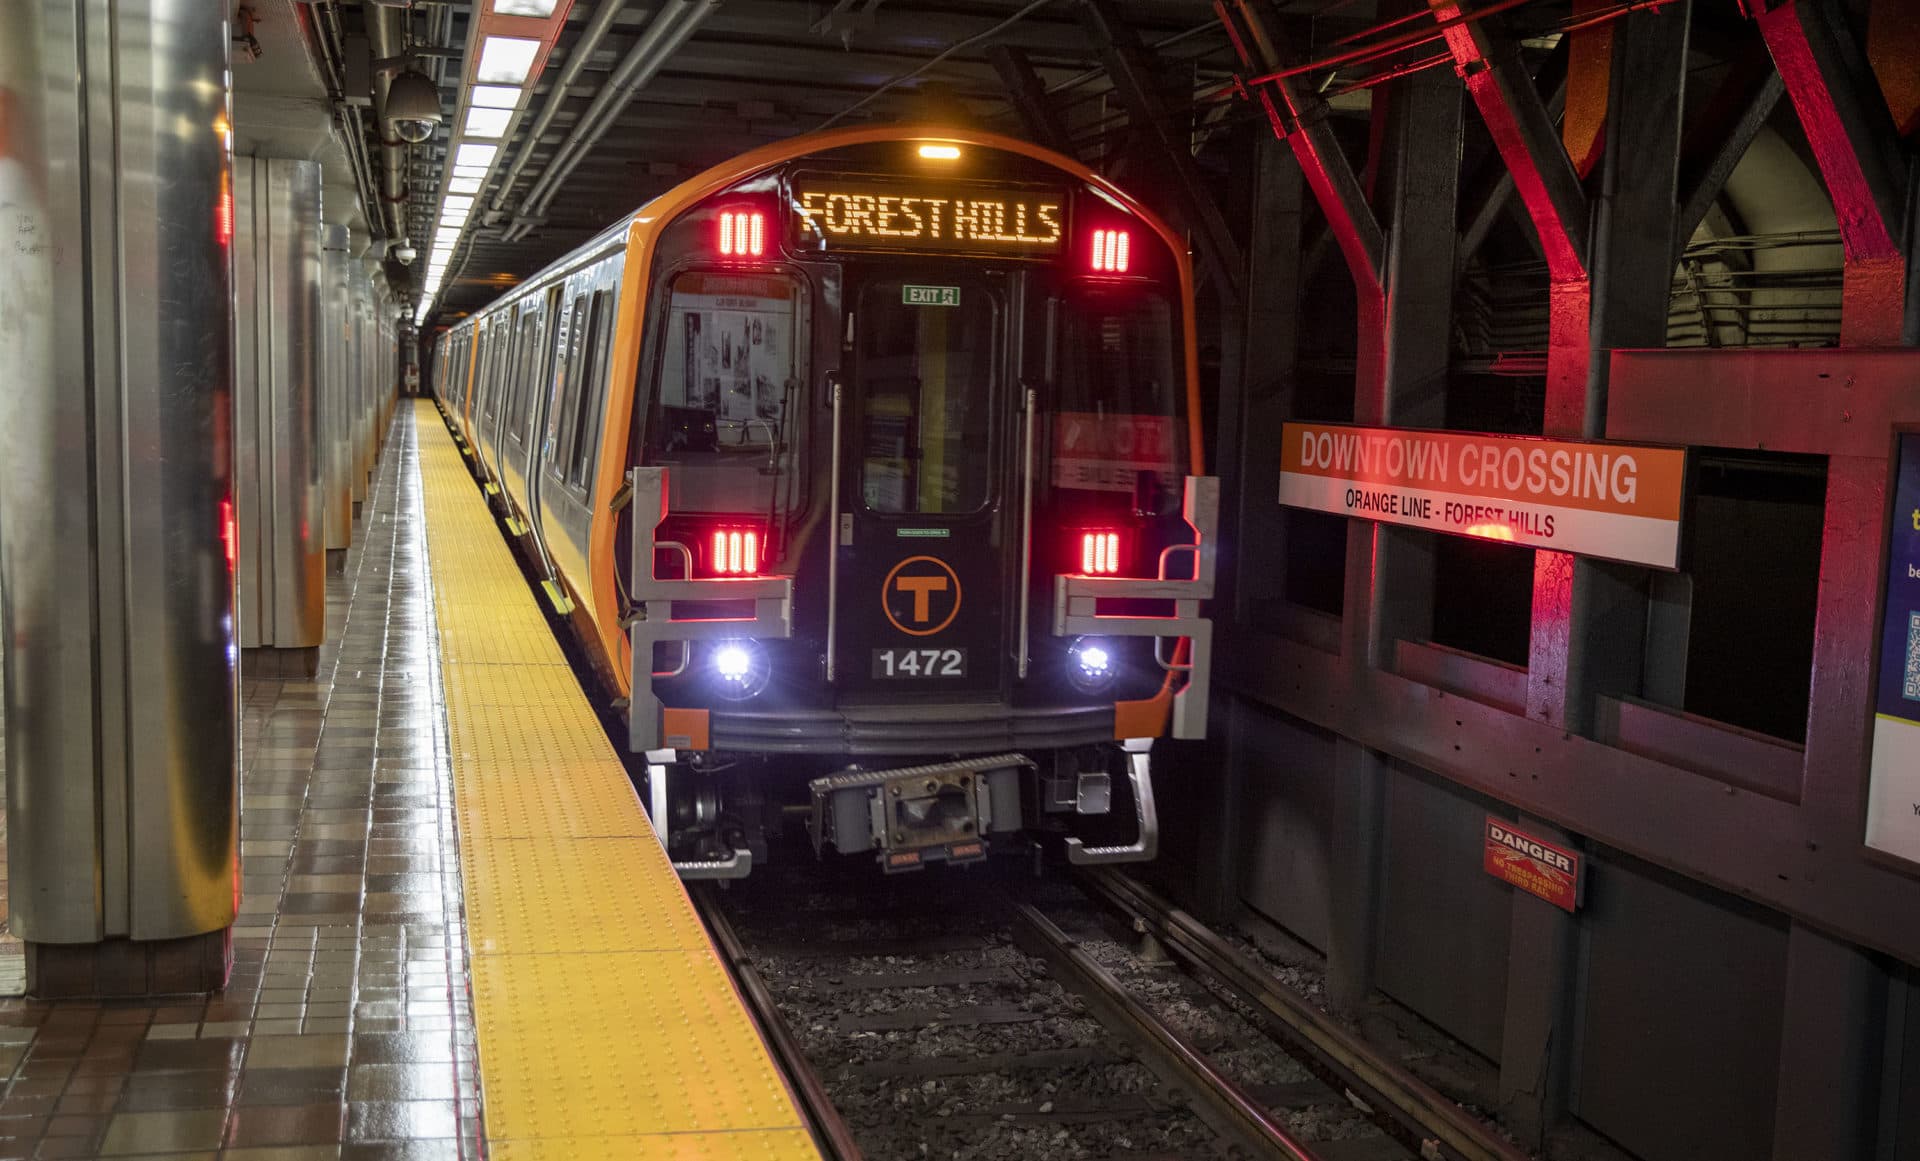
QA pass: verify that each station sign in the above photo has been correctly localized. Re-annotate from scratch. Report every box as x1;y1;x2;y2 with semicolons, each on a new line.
1279;422;1688;569
1054;411;1176;494
791;174;1065;257
1484;817;1583;912
1867;431;1920;866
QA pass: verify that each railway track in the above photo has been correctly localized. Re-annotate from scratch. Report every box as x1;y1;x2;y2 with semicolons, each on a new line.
696;857;1530;1161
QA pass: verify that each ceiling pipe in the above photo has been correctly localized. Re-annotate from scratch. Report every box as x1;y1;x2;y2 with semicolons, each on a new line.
488;0;637;219
508;0;721;240
367;1;411;244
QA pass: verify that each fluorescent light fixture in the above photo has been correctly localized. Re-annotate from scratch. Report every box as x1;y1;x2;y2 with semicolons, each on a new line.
435;228;460;246
476;36;540;85
464;107;513;139
493;0;560;14
455;143;499;169
444;195;475;213
918;143;962;160
448;176;483;194
471;84;522;109
453;165;489;180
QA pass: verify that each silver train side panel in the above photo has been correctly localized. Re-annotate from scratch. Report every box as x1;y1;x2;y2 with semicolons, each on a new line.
233;156;325;649
1;0;238;942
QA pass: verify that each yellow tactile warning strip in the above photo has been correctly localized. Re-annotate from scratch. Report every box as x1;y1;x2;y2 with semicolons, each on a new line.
410;401;820;1160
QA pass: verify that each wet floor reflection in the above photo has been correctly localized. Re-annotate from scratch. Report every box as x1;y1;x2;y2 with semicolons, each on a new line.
0;410;483;1159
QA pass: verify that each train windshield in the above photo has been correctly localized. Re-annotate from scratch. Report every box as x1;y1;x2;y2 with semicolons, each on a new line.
647;270;806;513
1051;287;1184;516
856;275;999;515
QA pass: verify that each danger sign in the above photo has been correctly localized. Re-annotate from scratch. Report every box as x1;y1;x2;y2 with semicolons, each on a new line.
1484;817;1583;912
1280;422;1688;568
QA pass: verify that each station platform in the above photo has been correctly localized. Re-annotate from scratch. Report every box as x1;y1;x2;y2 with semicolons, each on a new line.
0;404;816;1160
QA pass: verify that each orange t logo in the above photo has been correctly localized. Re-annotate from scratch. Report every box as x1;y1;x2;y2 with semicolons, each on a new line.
894;575;948;623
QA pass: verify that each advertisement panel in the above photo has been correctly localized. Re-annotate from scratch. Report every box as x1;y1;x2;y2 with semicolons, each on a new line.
1279;422;1688;568
1867;431;1920;866
1484;817;1583;912
1053;411;1176;494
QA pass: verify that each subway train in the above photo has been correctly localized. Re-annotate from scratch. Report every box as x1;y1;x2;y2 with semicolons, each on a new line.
431;126;1216;878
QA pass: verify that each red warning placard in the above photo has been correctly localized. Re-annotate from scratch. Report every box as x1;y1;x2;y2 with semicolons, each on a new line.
1483;817;1583;912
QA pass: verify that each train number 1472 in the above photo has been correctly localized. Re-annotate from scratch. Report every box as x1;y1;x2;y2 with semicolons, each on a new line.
873;647;966;678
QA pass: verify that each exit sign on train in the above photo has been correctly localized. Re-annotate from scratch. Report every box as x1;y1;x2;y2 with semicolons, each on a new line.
902;285;960;307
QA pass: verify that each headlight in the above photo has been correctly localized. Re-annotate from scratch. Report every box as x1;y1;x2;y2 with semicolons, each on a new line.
710;639;770;699
1068;636;1117;693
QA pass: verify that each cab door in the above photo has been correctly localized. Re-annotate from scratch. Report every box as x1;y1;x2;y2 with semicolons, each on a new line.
834;268;1014;702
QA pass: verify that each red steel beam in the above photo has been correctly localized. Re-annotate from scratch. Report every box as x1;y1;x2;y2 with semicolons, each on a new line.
1426;0;1591;443
1752;0;1907;345
1220;0;1389;416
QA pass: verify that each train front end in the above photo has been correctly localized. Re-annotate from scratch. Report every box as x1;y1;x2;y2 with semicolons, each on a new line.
624;131;1215;877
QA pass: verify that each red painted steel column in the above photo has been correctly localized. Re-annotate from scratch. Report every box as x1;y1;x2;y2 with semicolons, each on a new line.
1428;0;1595;727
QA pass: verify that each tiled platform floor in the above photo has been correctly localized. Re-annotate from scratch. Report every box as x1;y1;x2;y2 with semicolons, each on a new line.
0;409;484;1159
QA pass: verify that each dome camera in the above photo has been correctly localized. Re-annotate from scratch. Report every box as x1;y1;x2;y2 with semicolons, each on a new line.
385;70;442;145
392;244;418;265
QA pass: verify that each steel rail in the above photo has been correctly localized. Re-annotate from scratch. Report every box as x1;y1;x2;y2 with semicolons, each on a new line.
1009;904;1323;1161
696;889;867;1161
1080;869;1535;1161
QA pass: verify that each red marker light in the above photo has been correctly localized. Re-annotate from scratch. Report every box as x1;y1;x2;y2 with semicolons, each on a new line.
719;210;765;257
1090;229;1130;273
709;527;761;575
1080;531;1121;575
220;496;237;573
217;168;234;248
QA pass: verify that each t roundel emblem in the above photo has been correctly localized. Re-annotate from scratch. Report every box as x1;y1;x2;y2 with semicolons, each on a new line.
882;556;962;637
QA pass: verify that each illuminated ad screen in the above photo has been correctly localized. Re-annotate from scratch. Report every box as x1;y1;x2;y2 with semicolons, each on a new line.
790;174;1068;257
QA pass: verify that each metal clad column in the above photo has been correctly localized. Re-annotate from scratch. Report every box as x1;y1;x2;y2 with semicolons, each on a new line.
350;272;371;508
2;0;237;991
0;0;100;947
322;225;353;558
233;156;324;666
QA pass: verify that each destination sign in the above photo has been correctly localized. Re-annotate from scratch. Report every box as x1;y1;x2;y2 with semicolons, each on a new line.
791;175;1065;256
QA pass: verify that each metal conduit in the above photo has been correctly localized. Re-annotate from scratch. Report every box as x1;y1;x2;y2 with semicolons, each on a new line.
367;3;410;243
490;0;636;217
509;0;720;240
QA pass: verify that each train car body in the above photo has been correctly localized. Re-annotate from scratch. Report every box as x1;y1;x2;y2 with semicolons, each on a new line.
431;126;1216;877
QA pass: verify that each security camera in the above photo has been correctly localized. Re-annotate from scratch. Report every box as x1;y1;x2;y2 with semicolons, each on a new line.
385;71;442;145
393;244;418;265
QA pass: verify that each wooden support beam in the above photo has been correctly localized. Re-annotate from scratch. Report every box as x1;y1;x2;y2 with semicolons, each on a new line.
1082;0;1245;306
986;45;1073;156
1675;37;1785;260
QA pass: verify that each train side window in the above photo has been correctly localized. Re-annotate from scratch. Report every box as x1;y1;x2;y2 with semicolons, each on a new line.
547;293;589;473
507;309;540;446
483;325;503;423
646;271;806;514
567;291;610;491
